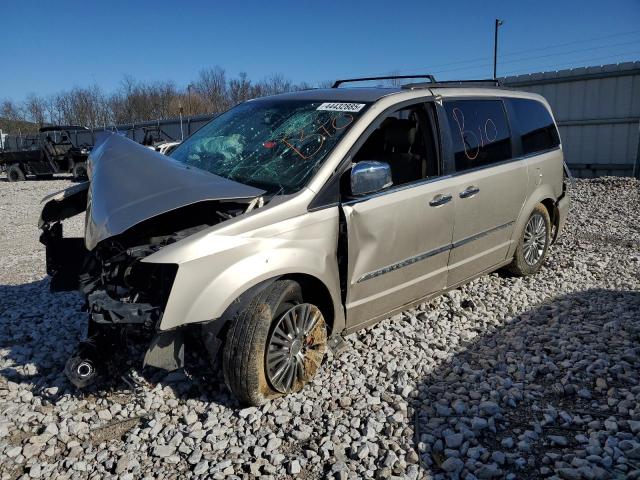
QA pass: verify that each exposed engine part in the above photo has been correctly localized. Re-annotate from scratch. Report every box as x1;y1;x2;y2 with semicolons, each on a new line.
65;354;99;389
245;195;265;213
64;334;111;388
88;290;158;326
143;331;185;371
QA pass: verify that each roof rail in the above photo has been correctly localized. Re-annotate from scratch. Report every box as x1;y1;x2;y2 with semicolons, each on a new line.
332;74;436;88
402;79;500;90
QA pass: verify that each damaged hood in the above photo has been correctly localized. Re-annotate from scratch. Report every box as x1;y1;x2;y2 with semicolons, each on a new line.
85;134;265;250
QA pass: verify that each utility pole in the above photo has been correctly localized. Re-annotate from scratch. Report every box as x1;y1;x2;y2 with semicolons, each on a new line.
494;19;504;80
187;84;193;116
179;106;184;141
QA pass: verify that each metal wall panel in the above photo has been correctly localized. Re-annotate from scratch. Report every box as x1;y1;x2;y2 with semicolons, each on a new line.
503;61;640;178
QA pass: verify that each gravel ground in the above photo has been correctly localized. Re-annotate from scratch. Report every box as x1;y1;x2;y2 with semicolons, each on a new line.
0;176;639;480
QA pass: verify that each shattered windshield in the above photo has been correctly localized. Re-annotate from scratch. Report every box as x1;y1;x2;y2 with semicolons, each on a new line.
170;99;369;194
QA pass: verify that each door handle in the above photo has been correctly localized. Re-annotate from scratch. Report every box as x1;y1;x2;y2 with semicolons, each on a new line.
429;193;452;207
459;185;480;198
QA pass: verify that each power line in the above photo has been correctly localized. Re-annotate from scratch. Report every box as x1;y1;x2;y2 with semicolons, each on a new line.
500;29;640;58
430;40;640;76
497;39;640;66
382;29;640;75
422;38;640;75
500;50;640;76
422;41;640;78
426;49;640;80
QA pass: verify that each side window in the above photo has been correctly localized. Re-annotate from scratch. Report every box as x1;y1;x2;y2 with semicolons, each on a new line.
509;98;560;155
443;100;512;172
352;102;439;187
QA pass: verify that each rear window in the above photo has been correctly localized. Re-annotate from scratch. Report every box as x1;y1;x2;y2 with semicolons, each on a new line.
443;99;512;172
508;98;560;155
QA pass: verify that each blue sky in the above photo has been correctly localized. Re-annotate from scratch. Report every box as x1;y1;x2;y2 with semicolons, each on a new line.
2;0;639;102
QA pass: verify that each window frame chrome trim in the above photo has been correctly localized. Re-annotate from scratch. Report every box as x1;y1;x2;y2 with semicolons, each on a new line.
309;96;439;211
341;173;453;206
340;146;561;207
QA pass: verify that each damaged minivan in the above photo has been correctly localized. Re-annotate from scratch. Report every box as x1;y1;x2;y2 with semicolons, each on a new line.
40;76;570;405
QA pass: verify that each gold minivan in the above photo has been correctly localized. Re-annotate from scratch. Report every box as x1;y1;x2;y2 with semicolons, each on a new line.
40;76;570;405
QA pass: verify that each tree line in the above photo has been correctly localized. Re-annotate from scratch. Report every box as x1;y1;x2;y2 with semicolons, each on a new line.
1;67;329;134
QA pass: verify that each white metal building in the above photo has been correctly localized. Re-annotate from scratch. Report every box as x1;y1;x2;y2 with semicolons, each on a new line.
503;61;640;178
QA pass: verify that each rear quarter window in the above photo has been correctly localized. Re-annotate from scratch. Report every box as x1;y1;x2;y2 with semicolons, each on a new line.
443;99;512;172
508;98;560;155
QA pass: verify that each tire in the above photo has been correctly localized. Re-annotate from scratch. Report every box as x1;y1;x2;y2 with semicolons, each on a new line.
222;280;328;406
506;203;551;276
72;162;88;181
7;164;25;182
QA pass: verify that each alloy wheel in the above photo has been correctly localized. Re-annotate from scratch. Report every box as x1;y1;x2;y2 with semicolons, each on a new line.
265;303;327;393
523;213;547;266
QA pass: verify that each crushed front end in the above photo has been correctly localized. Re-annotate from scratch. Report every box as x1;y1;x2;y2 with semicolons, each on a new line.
38;134;266;388
42;212;197;387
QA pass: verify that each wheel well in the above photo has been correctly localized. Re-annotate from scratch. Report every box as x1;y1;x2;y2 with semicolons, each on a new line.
540;198;557;227
282;274;335;335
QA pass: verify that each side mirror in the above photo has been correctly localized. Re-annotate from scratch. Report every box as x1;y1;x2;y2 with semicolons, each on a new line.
350;161;393;196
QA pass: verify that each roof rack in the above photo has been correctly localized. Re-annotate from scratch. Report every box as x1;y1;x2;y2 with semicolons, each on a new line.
402;79;501;89
332;74;436;88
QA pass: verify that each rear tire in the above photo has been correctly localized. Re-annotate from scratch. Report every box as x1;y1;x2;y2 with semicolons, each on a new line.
222;280;328;406
506;204;551;276
7;164;25;182
72;162;87;181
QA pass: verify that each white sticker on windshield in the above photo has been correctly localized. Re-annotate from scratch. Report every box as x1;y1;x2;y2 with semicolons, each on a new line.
317;102;366;112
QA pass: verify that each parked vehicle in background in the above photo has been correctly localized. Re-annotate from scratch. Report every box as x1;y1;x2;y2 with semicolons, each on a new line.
0;126;91;181
141;125;178;150
154;140;181;155
40;76;569;405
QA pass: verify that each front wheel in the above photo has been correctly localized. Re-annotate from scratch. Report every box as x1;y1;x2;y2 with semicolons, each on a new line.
506;204;551;276
222;280;328;406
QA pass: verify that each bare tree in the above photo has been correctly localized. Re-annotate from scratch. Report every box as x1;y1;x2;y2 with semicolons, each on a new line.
259;74;292;96
24;94;47;126
316;79;335;89
1;68;315;133
228;72;253;104
194;67;229;113
1;100;22;121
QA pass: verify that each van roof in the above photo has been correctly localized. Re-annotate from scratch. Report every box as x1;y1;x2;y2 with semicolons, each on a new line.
257;85;546;104
253;87;400;103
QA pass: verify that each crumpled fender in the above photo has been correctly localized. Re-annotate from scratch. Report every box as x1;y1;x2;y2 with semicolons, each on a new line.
39;181;89;227
39;182;90;292
143;206;345;333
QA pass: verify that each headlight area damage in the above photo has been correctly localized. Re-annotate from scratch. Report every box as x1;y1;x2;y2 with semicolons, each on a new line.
39;134;266;388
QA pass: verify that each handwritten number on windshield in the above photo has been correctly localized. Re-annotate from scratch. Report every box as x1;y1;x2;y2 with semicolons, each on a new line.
331;113;354;130
452;107;497;161
281;132;325;160
281;113;354;160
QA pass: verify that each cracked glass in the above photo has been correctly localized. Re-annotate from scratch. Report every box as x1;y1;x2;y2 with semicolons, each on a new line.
170;99;369;194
